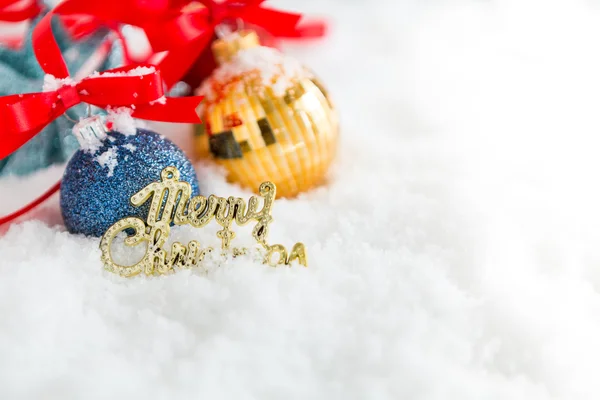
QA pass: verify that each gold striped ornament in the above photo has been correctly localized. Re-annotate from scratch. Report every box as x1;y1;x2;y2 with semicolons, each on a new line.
195;30;339;198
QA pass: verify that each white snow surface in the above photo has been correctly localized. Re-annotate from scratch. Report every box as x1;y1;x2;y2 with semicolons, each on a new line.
3;0;600;398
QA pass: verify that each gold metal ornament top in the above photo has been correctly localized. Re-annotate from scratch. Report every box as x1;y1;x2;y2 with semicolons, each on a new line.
212;30;260;65
99;166;307;277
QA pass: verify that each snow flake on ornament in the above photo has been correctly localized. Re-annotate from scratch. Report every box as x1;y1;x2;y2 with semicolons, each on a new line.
95;147;118;177
196;46;313;110
123;144;137;153
105;107;137;136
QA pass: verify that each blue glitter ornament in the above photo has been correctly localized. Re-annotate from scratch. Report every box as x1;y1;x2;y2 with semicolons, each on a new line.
0;4;123;177
60;120;200;237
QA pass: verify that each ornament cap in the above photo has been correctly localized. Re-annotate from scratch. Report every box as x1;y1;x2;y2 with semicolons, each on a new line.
212;29;260;65
72;116;108;152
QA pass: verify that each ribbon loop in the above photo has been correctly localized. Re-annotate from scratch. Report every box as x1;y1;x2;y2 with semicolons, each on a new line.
143;10;210;51
0;0;42;22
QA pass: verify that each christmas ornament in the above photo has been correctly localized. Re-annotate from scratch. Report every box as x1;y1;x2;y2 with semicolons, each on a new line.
195;30;339;198
180;20;280;91
0;5;205;228
61;118;200;237
100;165;306;277
0;5;123;176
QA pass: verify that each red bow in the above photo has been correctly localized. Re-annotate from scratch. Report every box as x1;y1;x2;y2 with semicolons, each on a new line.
0;65;202;160
0;7;204;226
147;0;327;89
53;0;327;89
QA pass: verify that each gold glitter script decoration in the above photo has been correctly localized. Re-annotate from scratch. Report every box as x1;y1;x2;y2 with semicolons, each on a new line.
195;30;339;198
99;166;307;277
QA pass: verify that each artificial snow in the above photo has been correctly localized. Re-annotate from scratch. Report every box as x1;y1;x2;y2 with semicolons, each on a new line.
90;65;156;78
197;45;310;104
2;1;600;399
42;74;75;92
149;96;167;105
122;144;136;153
94;147;118;177
105;107;137;136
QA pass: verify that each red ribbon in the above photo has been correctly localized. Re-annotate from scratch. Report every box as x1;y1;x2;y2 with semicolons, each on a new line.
147;0;327;89
0;7;204;227
0;0;41;49
52;0;327;89
0;0;136;64
0;65;202;160
0;0;41;22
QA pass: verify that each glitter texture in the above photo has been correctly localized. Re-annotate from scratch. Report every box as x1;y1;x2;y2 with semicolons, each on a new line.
60;129;200;237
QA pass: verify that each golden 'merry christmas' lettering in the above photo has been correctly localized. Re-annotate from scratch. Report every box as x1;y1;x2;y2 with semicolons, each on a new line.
100;166;307;277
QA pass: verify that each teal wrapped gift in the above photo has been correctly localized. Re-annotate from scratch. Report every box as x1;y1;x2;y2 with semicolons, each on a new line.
0;10;123;176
